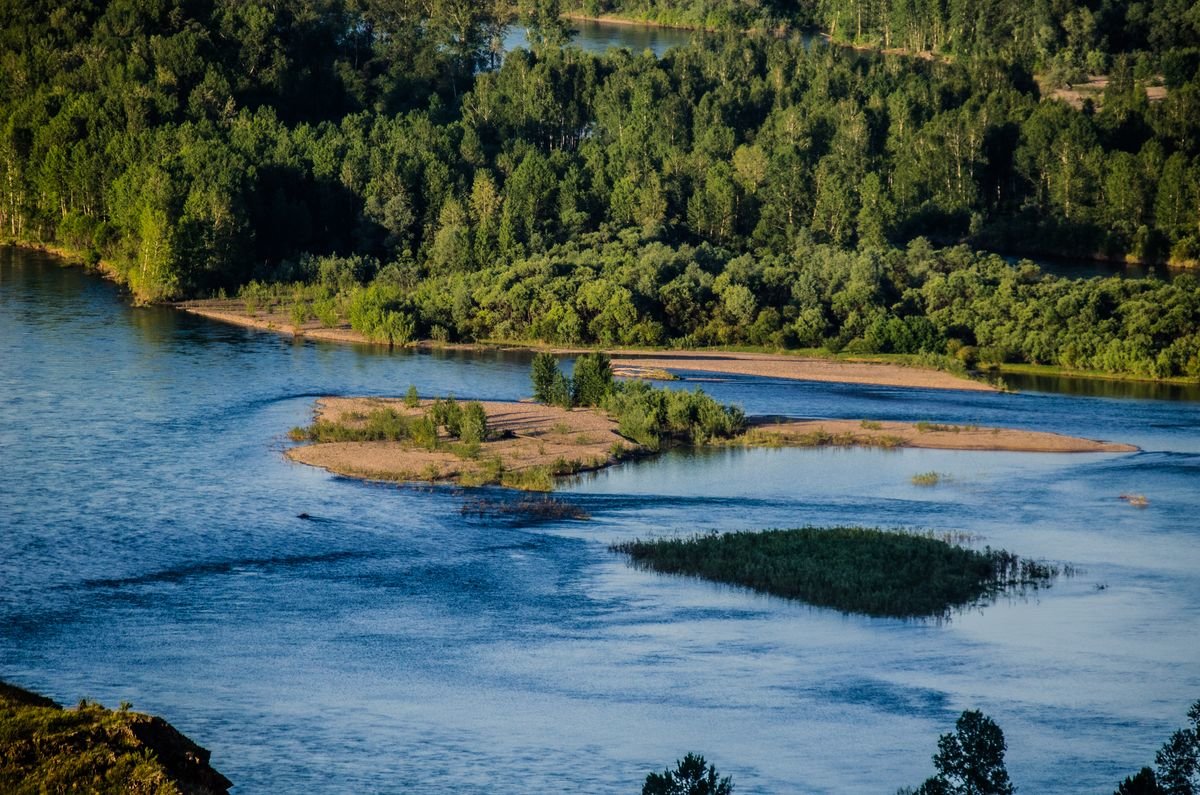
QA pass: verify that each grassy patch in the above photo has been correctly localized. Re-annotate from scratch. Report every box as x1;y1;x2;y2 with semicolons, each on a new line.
500;466;556;492
0;681;230;794
912;471;942;486
611;527;1063;618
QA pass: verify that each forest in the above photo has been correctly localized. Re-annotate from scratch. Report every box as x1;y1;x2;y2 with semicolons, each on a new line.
2;0;1199;378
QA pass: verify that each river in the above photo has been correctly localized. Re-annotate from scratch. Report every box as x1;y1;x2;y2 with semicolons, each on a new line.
1;247;1198;793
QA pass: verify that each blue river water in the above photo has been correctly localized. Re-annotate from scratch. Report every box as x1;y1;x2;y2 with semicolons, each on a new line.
1;247;1198;793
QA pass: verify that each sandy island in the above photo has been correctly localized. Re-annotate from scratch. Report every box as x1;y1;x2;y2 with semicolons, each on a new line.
179;299;990;392
286;398;1135;489
286;397;640;487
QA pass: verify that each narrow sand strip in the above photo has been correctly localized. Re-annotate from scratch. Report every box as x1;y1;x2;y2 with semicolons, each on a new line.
180;300;989;392
744;418;1137;453
610;352;992;391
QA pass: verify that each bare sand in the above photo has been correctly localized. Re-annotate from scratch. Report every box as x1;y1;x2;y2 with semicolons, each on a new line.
179;300;990;391
742;418;1137;453
285;397;638;487
177;300;372;345
609;352;992;391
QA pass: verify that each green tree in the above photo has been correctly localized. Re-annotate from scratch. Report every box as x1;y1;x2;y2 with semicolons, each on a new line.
571;352;613;406
1155;700;1200;795
642;753;733;795
916;710;1014;795
531;352;561;403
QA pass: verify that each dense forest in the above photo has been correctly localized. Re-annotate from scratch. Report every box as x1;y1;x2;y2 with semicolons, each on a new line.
584;0;1200;80
2;0;1199;377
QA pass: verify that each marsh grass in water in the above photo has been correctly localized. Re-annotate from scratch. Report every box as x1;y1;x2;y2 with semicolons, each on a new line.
460;496;590;521
612;527;1064;619
912;471;943;486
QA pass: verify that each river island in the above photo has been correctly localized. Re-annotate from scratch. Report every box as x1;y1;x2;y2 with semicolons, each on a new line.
287;394;1135;491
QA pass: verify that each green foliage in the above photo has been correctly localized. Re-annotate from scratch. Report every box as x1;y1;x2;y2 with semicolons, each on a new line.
409;414;440;450
571;353;613;407
912;472;942;486
459;401;489;445
404;385;421;408
643;753;733;795
4;0;1200;381
292;408;412;443
613;527;1062;618
500;466;555;491
1154;700;1200;795
531;352;561;403
1116;768;1164;795
0;680;229;794
347;284;415;345
602;381;745;449
916;711;1014;795
430;396;463;437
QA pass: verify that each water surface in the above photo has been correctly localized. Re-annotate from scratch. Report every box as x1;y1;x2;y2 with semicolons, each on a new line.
2;248;1198;793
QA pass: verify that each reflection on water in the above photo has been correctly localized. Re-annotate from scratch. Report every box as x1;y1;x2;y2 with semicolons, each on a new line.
2;247;1199;794
1001;370;1200;402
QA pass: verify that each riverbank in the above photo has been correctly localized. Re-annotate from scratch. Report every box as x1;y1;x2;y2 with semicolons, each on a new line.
179;299;992;392
287;398;1135;490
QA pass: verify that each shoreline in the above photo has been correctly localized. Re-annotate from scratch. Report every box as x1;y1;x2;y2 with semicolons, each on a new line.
287;398;1137;491
178;300;993;392
15;247;1195;389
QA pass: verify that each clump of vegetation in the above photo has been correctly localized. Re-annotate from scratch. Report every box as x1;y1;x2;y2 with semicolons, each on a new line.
531;354;745;450
735;428;905;449
0;681;231;794
290;407;412;442
612;527;1064;619
915;422;973;433
912;471;942;486
290;398;487;453
500;466;556;492
860;420;884;430
1120;493;1150;507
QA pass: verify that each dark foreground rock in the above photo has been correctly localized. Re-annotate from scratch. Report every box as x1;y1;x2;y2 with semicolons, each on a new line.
0;680;231;794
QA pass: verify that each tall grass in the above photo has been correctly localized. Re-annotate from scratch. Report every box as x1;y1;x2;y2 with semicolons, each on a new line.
612;527;1063;619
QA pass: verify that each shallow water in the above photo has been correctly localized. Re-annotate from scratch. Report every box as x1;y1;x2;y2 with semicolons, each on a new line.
2;247;1198;793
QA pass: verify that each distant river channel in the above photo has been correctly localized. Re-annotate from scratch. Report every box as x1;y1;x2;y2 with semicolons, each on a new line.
2;246;1198;793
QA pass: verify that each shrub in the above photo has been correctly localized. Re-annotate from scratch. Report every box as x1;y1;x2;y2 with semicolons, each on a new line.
571;352;613;407
459;401;488;445
531;352;560;403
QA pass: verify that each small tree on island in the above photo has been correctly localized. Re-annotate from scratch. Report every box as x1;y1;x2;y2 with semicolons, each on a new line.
642;753;733;795
572;352;613;407
531;352;560;403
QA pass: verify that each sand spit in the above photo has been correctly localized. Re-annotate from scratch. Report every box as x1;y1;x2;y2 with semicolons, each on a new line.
180;299;989;391
743;418;1138;453
610;352;993;391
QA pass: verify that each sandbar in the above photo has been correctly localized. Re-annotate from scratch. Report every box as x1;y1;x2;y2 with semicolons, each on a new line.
179;299;990;392
742;418;1137;453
